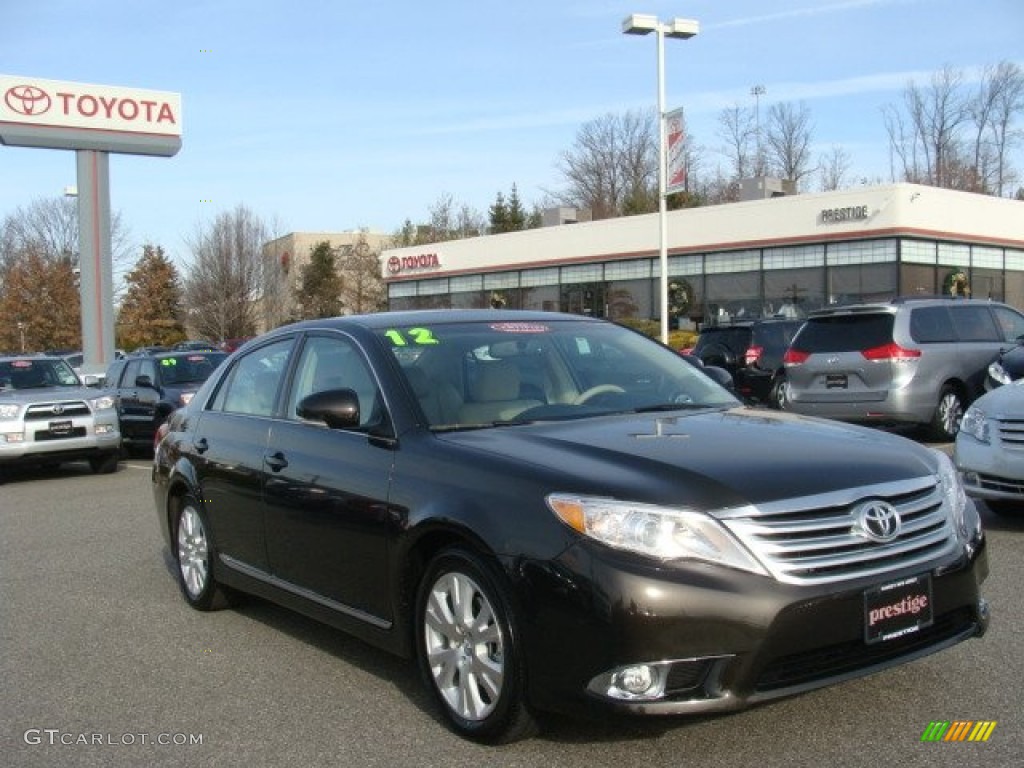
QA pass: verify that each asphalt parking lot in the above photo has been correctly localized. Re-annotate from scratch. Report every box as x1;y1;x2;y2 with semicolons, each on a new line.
1;451;1022;768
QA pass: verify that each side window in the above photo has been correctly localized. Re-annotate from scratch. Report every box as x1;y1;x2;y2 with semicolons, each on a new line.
123;360;142;387
286;334;379;429
909;306;956;343
140;359;158;384
990;305;1024;343
950;305;1000;342
211;338;294;417
104;361;125;387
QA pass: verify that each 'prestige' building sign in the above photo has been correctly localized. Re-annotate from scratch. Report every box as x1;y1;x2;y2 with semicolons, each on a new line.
820;205;869;223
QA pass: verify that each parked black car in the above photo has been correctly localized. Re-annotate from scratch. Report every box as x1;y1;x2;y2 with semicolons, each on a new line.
106;350;226;450
153;310;988;743
691;318;803;407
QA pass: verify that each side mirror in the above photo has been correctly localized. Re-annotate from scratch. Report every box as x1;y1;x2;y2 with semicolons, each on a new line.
297;388;361;429
135;374;154;388
81;373;104;388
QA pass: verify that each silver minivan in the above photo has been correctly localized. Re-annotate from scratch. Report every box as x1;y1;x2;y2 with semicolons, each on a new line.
783;298;1024;440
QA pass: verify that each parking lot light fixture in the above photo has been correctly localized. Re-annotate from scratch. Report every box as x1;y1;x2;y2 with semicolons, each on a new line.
622;13;699;344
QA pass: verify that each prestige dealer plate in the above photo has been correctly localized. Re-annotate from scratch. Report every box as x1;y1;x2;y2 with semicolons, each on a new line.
864;573;933;644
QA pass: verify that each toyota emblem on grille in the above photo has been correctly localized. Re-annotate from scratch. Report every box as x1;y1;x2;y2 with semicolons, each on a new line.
51;404;65;415
853;500;902;543
827;355;840;365
4;84;52;116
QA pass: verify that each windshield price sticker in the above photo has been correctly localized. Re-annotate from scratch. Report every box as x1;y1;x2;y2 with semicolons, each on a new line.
864;573;933;644
385;328;440;346
160;358;178;366
489;323;549;334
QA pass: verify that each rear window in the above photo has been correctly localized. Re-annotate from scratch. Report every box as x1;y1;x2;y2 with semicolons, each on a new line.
792;314;894;353
751;321;802;349
693;327;751;355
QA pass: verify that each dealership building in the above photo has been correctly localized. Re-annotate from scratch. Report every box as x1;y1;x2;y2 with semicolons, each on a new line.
381;183;1024;326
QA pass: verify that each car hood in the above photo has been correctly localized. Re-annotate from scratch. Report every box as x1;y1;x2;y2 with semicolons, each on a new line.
0;386;100;403
969;378;1024;416
437;407;938;510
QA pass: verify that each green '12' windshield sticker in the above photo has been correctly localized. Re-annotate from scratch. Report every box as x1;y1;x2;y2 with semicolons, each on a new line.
385;328;439;346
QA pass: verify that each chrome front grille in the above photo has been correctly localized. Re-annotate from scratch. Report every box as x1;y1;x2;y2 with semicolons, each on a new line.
24;401;90;420
719;476;956;585
996;418;1024;448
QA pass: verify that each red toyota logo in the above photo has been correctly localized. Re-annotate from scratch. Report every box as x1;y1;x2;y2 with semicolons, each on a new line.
4;84;52;116
387;256;402;273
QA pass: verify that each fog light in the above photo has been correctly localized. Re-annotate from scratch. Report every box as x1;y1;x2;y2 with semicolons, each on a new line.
963;471;979;486
94;424;114;435
1;432;24;443
616;665;654;695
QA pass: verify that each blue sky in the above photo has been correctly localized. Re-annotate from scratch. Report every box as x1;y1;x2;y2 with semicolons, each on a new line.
2;0;1022;268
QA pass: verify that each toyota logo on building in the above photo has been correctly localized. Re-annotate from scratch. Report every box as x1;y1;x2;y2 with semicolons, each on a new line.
853;500;902;543
4;84;52;116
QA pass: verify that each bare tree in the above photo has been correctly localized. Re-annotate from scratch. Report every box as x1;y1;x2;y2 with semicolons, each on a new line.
716;104;756;182
184;204;272;342
763;102;815;189
0;196;131;276
338;231;387;315
554;109;657;219
818;145;853;191
974;61;1024;196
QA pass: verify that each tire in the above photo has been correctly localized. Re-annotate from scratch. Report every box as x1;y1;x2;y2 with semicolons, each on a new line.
929;384;964;441
89;452;119;474
769;374;789;410
415;548;536;743
173;494;232;611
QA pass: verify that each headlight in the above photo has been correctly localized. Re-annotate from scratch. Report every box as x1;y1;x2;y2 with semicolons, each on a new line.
89;395;116;411
960;405;989;443
0;403;20;420
933;449;969;539
180;392;195;406
546;493;768;575
987;361;1012;386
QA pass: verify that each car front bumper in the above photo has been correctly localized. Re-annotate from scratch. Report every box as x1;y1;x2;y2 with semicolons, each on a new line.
956;433;1024;503
516;535;989;717
0;415;121;464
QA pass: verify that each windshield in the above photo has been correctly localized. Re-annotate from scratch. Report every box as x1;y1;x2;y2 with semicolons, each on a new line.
375;318;738;429
0;358;81;390
158;353;226;385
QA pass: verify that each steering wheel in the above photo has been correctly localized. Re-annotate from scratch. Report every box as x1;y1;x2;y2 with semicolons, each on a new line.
572;384;626;405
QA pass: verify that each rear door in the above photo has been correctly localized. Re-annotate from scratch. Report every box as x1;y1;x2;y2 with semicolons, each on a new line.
949;304;1005;399
786;312;897;403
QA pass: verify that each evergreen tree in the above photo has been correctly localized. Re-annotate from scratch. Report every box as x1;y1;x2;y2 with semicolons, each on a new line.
295;241;343;319
506;184;527;230
116;245;186;349
488;191;509;233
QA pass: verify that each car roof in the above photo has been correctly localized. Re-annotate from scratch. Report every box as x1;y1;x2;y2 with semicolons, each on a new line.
270;309;609;334
809;298;1005;318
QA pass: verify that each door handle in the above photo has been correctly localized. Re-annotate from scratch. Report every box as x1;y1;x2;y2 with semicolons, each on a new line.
265;451;288;472
194;437;209;454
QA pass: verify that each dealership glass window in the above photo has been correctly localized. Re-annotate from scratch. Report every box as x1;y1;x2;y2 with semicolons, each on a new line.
900;263;937;297
417;278;449;296
827;239;897;265
937;242;970;267
388;296;418;311
606;279;653;320
487;287;523;310
1007;249;1024;271
763;268;825;317
561;283;605;316
520;284;560;312
450;291;487;309
561;264;603;284
705;249;760;274
665;254;702;277
1006;271;1024;311
900;239;937;264
520;267;560;287
483;272;519;290
972;246;1003;269
449;275;483;293
389;281;417;298
970;268;1003;301
827;263;897;304
763;244;824;270
705;271;761;321
605;259;651;280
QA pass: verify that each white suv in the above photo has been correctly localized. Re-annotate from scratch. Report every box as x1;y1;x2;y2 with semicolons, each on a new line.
0;356;121;476
784;298;1024;440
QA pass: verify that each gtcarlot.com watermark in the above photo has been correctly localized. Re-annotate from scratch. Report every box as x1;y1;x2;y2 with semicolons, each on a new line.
24;728;203;747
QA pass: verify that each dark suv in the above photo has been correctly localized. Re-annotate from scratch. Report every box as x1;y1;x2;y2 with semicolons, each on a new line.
692;318;803;407
784;298;1024;440
105;350;226;450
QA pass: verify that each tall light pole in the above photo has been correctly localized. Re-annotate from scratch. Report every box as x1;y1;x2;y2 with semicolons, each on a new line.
751;84;766;176
623;14;699;344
